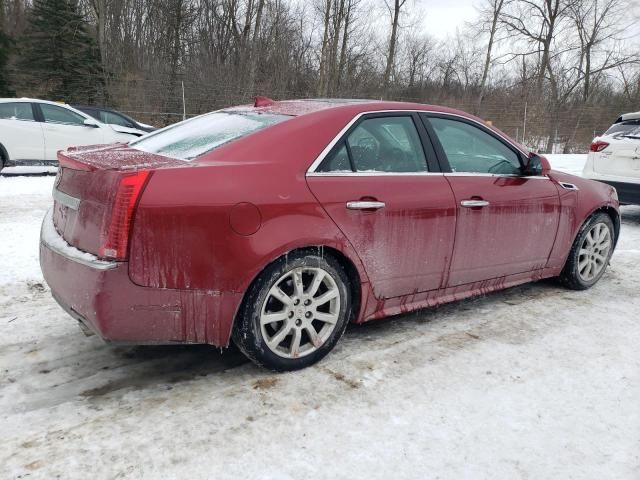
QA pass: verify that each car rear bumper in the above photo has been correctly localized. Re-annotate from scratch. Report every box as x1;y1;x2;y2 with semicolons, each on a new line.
39;209;240;346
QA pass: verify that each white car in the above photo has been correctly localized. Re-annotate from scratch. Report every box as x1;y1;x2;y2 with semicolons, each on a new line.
583;111;640;204
0;98;146;172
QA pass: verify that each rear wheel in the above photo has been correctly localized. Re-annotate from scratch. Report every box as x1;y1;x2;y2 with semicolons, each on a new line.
0;144;6;173
559;212;615;290
232;251;351;371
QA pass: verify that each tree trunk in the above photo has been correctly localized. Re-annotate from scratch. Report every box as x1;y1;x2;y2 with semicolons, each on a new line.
383;0;402;93
317;0;331;96
246;0;265;95
476;0;503;113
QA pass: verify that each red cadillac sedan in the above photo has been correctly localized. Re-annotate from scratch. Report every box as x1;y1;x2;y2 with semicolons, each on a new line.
40;98;620;370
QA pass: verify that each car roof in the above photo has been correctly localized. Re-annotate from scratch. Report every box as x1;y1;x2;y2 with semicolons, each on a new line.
616;111;640;122
225;98;474;118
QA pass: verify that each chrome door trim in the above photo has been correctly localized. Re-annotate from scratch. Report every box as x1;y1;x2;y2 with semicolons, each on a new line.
346;201;386;210
460;200;490;207
53;187;81;210
305;109;530;174
307;171;445;177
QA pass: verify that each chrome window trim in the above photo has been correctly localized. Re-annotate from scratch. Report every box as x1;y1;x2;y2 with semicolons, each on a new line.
444;172;550;180
305;109;530;175
307;171;445;177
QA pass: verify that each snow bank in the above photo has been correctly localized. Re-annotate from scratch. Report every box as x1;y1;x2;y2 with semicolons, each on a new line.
545;154;586;176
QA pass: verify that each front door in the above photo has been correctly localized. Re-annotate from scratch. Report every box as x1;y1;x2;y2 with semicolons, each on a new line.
307;113;457;299
422;114;561;287
38;103;105;160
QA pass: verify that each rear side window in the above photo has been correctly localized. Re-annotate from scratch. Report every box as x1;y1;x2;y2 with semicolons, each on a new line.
317;116;428;173
605;120;640;138
0;102;35;121
130;111;289;160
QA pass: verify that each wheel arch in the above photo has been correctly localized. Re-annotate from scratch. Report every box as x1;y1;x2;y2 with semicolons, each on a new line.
588;204;621;248
231;244;365;340
0;142;8;169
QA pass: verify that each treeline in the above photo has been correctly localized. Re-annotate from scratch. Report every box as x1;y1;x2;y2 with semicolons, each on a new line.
1;0;640;152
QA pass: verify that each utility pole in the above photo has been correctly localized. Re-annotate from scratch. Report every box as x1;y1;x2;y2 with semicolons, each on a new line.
182;81;186;121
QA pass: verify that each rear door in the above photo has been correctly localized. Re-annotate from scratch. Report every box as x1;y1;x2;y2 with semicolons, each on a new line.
37;103;105;160
306;113;456;299
421;113;561;287
0;102;45;162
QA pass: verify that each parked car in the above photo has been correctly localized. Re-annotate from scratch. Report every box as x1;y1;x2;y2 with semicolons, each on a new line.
583;111;640;204
72;105;156;135
40;98;620;371
0;98;142;172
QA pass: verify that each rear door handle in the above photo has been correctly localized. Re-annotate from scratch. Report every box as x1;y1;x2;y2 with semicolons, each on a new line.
460;200;490;208
346;201;386;210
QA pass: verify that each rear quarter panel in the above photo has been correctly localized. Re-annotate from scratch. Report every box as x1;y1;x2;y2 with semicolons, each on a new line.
128;163;370;295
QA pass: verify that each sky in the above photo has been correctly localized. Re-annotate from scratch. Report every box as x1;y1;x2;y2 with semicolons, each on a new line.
420;0;478;38
412;0;640;42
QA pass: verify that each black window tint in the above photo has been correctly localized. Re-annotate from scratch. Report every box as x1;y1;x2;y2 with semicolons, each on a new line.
347;117;427;172
317;143;352;172
101;110;134;128
0;102;35;121
429;117;521;174
40;104;86;126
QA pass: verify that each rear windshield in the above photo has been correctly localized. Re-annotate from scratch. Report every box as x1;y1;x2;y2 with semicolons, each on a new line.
130;111;289;160
605;120;640;138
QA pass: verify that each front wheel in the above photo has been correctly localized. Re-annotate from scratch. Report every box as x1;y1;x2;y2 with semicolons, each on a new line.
559;212;615;290
232;251;352;371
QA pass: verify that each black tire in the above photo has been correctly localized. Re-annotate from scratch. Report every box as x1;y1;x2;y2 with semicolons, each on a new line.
559;212;615;290
232;250;352;371
0;144;6;173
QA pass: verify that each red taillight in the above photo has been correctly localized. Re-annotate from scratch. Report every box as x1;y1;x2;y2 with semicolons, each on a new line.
590;140;609;152
100;171;151;260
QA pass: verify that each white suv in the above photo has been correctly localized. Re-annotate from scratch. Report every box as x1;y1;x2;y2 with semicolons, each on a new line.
0;98;146;172
583;111;640;204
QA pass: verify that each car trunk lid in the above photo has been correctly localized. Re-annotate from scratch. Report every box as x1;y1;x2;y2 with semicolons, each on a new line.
593;136;640;178
52;144;184;258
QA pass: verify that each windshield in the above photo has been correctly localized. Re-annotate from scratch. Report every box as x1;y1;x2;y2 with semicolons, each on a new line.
130;111;289;160
605;120;640;138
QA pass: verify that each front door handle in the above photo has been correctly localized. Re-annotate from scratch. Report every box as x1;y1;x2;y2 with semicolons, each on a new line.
346;201;386;210
460;199;490;208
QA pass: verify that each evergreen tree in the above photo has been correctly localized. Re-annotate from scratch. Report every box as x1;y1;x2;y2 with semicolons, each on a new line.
19;0;103;102
0;0;15;96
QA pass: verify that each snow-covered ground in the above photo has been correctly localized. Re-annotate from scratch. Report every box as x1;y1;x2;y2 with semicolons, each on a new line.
1;157;639;479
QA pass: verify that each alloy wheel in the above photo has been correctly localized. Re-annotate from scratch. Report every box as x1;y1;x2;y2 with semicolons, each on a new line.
260;267;341;359
578;222;612;282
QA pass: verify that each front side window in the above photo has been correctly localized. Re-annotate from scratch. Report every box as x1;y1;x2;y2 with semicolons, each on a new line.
427;116;522;175
100;111;134;128
318;116;428;173
130;111;289;161
0;102;35;121
40;104;86;126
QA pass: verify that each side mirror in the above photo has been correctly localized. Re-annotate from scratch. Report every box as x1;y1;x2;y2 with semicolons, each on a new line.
83;118;99;128
524;153;551;176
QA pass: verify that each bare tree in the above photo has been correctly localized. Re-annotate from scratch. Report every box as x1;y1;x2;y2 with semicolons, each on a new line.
570;0;638;102
475;0;509;111
383;0;407;92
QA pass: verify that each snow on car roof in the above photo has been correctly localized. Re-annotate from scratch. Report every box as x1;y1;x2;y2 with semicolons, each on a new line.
617;111;640;122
